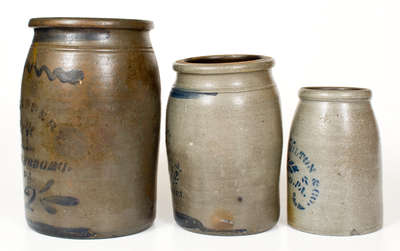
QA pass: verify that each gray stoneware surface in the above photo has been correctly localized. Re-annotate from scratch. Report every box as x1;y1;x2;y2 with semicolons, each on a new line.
166;55;283;235
287;87;383;236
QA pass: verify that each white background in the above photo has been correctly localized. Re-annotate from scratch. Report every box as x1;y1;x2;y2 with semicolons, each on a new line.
1;0;399;250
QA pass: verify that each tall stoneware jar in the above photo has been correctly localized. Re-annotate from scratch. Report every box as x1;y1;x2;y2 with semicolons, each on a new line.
287;87;382;236
166;55;283;235
20;18;160;238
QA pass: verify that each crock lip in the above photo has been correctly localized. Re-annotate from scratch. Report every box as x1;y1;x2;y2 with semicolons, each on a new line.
29;17;153;30
173;54;274;74
299;86;372;101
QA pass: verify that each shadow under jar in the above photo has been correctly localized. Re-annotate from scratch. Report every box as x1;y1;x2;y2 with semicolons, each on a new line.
287;87;382;236
20;18;161;239
166;55;283;236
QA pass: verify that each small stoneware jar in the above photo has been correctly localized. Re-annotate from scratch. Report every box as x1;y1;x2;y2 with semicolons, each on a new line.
166;55;283;235
287;87;382;236
20;18;160;238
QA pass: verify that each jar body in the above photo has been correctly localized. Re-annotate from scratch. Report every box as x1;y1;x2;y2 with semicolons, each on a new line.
167;61;282;235
287;88;382;236
21;20;160;238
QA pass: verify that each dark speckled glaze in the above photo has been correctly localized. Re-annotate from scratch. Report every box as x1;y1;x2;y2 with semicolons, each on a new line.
20;18;160;239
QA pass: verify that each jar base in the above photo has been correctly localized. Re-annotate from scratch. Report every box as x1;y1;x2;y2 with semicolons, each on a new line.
175;217;278;236
27;218;154;239
288;222;382;236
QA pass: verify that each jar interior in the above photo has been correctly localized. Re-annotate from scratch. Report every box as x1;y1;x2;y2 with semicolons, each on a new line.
185;55;263;64
304;87;364;91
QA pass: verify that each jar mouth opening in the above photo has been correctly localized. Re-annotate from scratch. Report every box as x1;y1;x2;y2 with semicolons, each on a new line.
184;55;264;64
29;18;153;30
174;54;274;74
299;86;372;101
304;87;364;91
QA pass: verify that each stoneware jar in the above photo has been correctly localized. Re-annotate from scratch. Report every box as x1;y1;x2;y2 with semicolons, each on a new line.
287;87;382;236
20;18;160;238
166;55;283;235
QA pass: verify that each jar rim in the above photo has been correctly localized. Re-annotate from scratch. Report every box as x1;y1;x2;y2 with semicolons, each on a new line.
173;54;274;74
29;18;153;30
299;86;372;101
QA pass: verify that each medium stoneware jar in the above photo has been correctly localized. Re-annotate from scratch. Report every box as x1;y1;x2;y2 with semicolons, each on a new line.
287;87;382;236
20;18;160;238
166;55;283;235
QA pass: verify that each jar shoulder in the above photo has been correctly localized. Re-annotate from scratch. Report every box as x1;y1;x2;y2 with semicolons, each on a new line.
290;100;380;144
